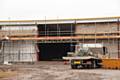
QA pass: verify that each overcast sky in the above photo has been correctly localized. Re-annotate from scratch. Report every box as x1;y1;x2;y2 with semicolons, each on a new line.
0;0;120;20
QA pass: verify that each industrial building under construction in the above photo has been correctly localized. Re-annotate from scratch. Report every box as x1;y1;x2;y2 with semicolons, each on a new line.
0;16;120;63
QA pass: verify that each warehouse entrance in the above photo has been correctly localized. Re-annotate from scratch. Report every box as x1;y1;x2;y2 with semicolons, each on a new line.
37;43;75;61
37;23;75;61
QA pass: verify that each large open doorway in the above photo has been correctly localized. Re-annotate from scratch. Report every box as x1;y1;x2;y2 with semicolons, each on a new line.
37;43;75;61
37;23;76;61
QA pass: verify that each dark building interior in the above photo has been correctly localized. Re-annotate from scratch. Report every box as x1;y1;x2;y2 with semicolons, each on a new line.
37;43;75;61
37;24;75;36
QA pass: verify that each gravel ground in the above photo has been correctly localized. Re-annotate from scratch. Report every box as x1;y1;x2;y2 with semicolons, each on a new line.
0;61;120;80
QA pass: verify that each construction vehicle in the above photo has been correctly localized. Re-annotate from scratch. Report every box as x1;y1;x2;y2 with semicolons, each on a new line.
70;47;102;69
63;43;106;69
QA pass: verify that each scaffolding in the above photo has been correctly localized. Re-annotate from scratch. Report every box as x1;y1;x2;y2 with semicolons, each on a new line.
0;17;120;63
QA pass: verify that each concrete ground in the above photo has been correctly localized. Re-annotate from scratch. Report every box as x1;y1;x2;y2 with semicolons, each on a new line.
0;61;120;80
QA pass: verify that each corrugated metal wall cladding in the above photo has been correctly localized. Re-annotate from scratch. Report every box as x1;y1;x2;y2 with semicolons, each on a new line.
1;26;37;30
0;21;36;25
3;41;37;62
0;26;38;37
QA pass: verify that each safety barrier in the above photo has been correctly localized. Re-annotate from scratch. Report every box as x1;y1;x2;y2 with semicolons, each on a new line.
102;59;120;69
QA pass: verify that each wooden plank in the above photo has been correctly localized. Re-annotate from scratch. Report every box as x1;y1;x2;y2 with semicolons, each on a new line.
8;35;120;41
